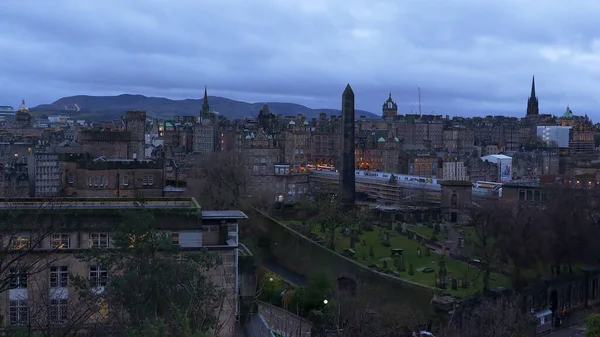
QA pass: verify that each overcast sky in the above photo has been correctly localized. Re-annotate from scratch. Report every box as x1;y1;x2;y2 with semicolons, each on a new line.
1;0;600;118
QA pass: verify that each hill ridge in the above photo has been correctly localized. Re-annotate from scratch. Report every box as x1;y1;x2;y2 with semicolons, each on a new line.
31;94;378;120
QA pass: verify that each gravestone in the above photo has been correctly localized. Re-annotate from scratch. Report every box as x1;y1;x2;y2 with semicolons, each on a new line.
387;221;393;230
350;236;356;249
362;253;367;261
342;227;350;237
391;229;397;237
408;263;414;275
417;247;421;258
379;228;384;241
369;244;374;257
383;231;389;242
361;239;367;246
451;279;457;290
391;248;404;257
398;255;406;271
382;260;388;269
401;222;407;233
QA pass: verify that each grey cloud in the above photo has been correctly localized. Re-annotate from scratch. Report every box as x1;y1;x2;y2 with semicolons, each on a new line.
1;0;600;118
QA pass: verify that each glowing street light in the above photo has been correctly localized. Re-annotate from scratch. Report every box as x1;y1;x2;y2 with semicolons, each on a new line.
323;299;328;305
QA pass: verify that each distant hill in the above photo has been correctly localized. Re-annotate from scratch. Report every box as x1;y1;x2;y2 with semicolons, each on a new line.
31;94;378;120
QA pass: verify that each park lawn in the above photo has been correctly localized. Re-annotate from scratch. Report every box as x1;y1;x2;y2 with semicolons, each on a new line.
327;228;507;297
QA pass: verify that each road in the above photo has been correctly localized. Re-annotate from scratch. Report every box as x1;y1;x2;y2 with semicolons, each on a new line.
550;324;586;337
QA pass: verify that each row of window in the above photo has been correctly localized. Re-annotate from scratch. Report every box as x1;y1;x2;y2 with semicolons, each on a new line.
10;227;220;250
10;265;107;289
9;266;107;326
86;175;155;187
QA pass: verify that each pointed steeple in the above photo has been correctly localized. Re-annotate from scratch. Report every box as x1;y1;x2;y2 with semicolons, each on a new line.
201;86;210;116
526;76;539;117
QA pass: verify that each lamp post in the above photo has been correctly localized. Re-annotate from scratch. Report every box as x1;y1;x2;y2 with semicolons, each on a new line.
269;277;273;304
323;299;340;334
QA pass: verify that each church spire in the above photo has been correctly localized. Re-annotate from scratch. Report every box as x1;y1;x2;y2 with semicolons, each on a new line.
201;86;210;116
526;76;539;117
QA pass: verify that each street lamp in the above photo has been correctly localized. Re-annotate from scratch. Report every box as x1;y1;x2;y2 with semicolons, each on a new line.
323;299;328;305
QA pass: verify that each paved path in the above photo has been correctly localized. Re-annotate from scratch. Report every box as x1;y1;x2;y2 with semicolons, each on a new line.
263;260;307;286
549;324;585;337
258;301;312;337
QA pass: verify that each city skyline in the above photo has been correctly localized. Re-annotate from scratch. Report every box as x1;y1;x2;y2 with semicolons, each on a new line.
2;0;600;117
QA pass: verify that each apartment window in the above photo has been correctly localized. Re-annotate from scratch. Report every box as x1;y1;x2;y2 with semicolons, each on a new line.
88;177;92;187
89;233;109;248
518;189;526;201
49;299;68;325
89;266;108;287
9;300;28;326
9;268;27;289
171;232;180;245
11;235;30;249
122;175;129;186
142;176;148;186
68;172;74;184
148;175;154;186
94;177;98;187
50;266;69;288
51;233;70;249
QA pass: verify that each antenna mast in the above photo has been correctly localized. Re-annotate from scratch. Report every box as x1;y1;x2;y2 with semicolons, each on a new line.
418;86;422;117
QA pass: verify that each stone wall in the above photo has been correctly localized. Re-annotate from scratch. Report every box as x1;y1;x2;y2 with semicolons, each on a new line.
257;211;435;314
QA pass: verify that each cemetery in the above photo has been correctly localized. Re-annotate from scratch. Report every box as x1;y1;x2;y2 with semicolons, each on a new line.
284;220;508;297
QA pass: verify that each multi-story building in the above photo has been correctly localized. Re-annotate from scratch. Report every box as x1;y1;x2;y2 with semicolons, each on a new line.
58;154;165;198
0;198;248;337
442;127;474;156
28;152;60;197
0;158;29;197
441;156;468;181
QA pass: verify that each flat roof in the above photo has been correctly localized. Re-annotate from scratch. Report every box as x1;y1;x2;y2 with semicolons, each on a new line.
0;197;200;210
201;210;248;219
482;154;512;160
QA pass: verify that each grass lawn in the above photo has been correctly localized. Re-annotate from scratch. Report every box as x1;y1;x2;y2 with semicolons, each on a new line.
281;220;508;297
408;225;435;239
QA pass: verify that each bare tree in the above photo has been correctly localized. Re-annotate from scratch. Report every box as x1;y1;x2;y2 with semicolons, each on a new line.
0;200;72;295
186;152;250;210
440;294;536;337
295;193;366;251
7;270;101;337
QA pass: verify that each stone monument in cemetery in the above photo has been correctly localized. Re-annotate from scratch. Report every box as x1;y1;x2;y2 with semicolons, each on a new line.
439;180;473;223
339;84;356;206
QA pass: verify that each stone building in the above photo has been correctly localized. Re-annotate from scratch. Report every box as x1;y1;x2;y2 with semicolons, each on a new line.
123;111;146;160
28;152;60;197
77;129;131;158
58;154;165;197
442;127;474;156
0;198;248;337
193;88;218;155
309;113;341;166
0;158;29;197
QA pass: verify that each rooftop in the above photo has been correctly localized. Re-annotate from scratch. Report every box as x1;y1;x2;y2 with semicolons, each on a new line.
0;197;200;210
201;210;248;220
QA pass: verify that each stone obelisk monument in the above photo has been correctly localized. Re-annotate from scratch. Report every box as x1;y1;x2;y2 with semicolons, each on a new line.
339;84;356;205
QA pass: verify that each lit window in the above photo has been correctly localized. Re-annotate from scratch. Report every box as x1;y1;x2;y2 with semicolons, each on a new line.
11;235;30;250
51;233;70;249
